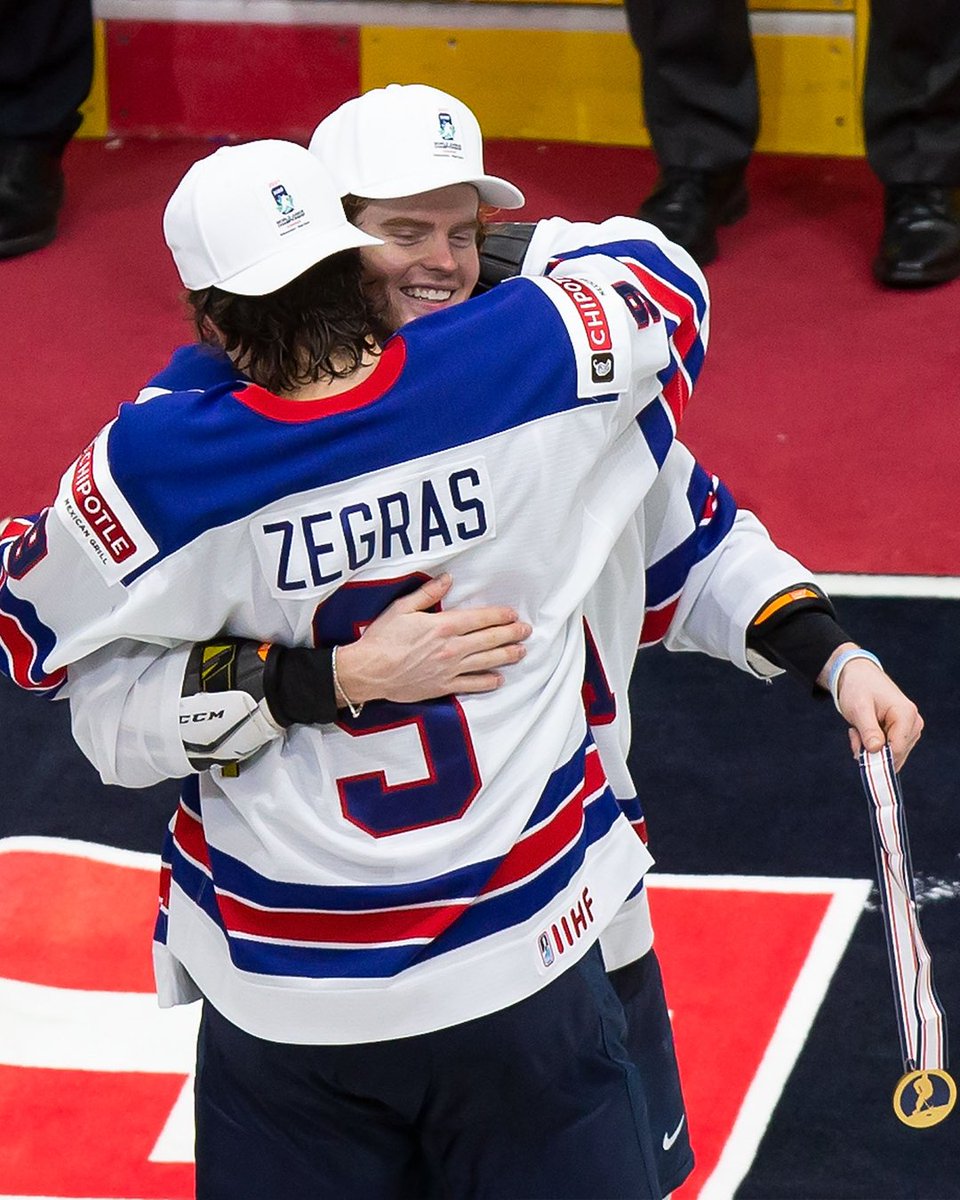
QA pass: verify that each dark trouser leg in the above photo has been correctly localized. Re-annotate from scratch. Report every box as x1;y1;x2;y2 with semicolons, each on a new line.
0;0;92;254
623;0;758;172
864;0;960;185
866;0;960;284
0;0;94;146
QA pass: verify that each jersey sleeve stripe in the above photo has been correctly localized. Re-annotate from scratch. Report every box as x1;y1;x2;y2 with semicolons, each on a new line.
549;238;707;323
639;598;681;646
644;474;738;608
0;575;67;694
639;471;738;647
635;396;676;465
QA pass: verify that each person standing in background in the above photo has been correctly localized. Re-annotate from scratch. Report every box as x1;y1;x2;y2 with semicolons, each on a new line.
0;0;93;256
625;0;960;286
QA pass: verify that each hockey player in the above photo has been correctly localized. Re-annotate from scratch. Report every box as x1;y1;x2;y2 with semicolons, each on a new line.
0;134;725;1198
48;86;922;1198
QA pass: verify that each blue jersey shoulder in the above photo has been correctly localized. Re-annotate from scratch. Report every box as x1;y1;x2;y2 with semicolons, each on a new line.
147;343;241;394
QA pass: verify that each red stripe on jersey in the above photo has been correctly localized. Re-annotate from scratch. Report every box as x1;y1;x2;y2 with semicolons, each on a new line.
660;371;689;427
639;597;680;646
168;750;607;949
623;261;698;422
215;893;471;946
171;804;211;872
0;600;66;692
481;747;607;895
0;518;32;542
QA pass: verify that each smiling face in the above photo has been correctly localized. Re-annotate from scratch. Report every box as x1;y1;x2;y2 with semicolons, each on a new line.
352;184;482;333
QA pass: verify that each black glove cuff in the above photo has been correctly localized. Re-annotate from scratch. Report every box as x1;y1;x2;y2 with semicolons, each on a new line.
748;609;851;693
263;645;338;727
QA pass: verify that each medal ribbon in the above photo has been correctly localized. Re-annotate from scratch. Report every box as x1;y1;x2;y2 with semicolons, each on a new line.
859;746;948;1073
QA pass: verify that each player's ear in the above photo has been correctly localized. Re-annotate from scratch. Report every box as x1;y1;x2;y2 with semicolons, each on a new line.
200;315;225;346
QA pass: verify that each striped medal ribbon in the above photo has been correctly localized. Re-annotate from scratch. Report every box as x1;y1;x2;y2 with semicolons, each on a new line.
859;747;956;1127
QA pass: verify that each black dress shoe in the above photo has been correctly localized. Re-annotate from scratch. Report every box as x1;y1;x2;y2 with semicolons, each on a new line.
638;167;749;266
873;184;960;288
0;139;65;259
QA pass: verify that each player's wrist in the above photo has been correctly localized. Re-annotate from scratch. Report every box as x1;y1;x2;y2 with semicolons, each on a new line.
331;643;367;717
821;644;884;713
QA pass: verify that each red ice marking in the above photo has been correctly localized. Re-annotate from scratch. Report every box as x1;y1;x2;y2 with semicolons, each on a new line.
0;850;158;992
648;885;834;1199
0;1065;193;1198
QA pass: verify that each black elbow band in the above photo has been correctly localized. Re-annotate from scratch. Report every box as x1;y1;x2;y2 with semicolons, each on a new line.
262;645;338;728
746;585;850;691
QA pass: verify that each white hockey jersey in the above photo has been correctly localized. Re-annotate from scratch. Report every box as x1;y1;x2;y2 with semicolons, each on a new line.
0;220;711;1043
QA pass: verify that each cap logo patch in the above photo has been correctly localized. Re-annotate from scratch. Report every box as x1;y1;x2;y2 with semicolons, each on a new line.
271;183;295;215
269;180;309;236
432;110;465;161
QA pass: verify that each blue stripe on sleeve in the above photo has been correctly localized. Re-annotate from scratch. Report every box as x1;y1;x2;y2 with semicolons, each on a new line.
645;474;738;607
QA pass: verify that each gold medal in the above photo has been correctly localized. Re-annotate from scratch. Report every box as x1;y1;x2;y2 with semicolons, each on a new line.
892;1068;957;1128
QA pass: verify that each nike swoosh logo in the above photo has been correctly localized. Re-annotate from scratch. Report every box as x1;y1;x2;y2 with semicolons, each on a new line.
662;1114;686;1151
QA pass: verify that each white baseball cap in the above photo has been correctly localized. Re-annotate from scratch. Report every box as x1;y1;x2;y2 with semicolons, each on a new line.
308;84;525;209
163;139;383;296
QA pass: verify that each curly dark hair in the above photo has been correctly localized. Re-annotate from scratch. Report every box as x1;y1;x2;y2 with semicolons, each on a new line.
187;249;380;396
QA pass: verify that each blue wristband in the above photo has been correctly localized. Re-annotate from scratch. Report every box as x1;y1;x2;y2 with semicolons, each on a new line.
828;648;883;713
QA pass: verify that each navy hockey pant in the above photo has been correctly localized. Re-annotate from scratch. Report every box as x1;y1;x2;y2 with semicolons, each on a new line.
194;942;665;1199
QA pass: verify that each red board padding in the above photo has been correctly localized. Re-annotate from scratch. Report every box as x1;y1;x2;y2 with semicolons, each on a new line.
106;21;361;140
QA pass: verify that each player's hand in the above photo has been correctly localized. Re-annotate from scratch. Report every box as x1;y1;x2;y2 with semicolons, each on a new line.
818;645;924;772
334;574;532;705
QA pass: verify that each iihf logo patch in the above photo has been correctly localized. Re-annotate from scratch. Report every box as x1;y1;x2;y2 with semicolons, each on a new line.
438;111;455;141
537;931;555;967
271;184;295;215
591;352;614;384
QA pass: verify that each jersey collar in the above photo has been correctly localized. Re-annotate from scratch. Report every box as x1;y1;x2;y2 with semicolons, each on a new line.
232;336;406;424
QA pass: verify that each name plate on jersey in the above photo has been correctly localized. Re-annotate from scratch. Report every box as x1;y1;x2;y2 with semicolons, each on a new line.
252;457;496;598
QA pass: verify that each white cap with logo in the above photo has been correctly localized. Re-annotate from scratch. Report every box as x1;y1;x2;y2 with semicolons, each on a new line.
308;84;525;209
163;139;384;296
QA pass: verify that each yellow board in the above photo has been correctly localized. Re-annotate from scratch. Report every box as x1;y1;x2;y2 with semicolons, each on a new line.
466;0;854;9
362;24;863;155
750;0;853;10
363;26;643;145
755;32;862;155
77;19;108;139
